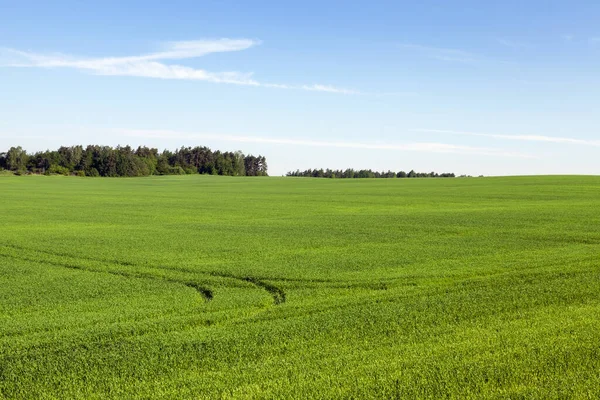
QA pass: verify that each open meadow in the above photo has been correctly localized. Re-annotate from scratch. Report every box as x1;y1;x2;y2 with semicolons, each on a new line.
1;175;600;399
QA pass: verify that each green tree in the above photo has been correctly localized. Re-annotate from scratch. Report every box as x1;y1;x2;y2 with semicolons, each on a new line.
6;147;28;172
233;151;246;176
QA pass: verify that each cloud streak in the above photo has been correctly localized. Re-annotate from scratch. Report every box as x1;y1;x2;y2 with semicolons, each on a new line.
120;129;535;158
496;38;529;49
398;43;484;64
562;34;575;42
414;129;600;147
0;39;357;93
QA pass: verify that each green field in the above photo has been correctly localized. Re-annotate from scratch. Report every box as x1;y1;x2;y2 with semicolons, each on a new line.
1;175;600;399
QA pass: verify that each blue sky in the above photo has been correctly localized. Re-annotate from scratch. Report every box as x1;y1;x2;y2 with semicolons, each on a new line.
1;0;599;176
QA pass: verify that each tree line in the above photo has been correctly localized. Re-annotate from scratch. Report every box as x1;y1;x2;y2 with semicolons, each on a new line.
286;169;455;178
0;145;268;177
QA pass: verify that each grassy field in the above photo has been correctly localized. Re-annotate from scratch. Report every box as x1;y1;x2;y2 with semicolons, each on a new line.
1;175;600;399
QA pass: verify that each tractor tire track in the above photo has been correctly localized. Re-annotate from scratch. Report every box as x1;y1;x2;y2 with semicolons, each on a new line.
204;271;286;305
242;277;286;305
1;242;290;306
0;251;213;302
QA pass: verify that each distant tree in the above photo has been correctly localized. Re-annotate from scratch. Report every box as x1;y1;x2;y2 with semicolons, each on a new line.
156;151;172;175
287;167;455;179
135;146;159;175
244;155;259;176
87;168;100;177
233;151;246;176
6;147;28;172
28;151;52;174
57;145;83;170
258;156;268;176
4;144;266;177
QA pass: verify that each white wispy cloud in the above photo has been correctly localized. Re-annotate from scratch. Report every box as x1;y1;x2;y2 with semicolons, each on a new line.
497;38;529;49
0;134;62;139
301;84;359;95
398;43;483;64
414;128;600;147
260;82;359;94
120;128;535;158
1;39;257;67
0;39;357;94
0;40;261;85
